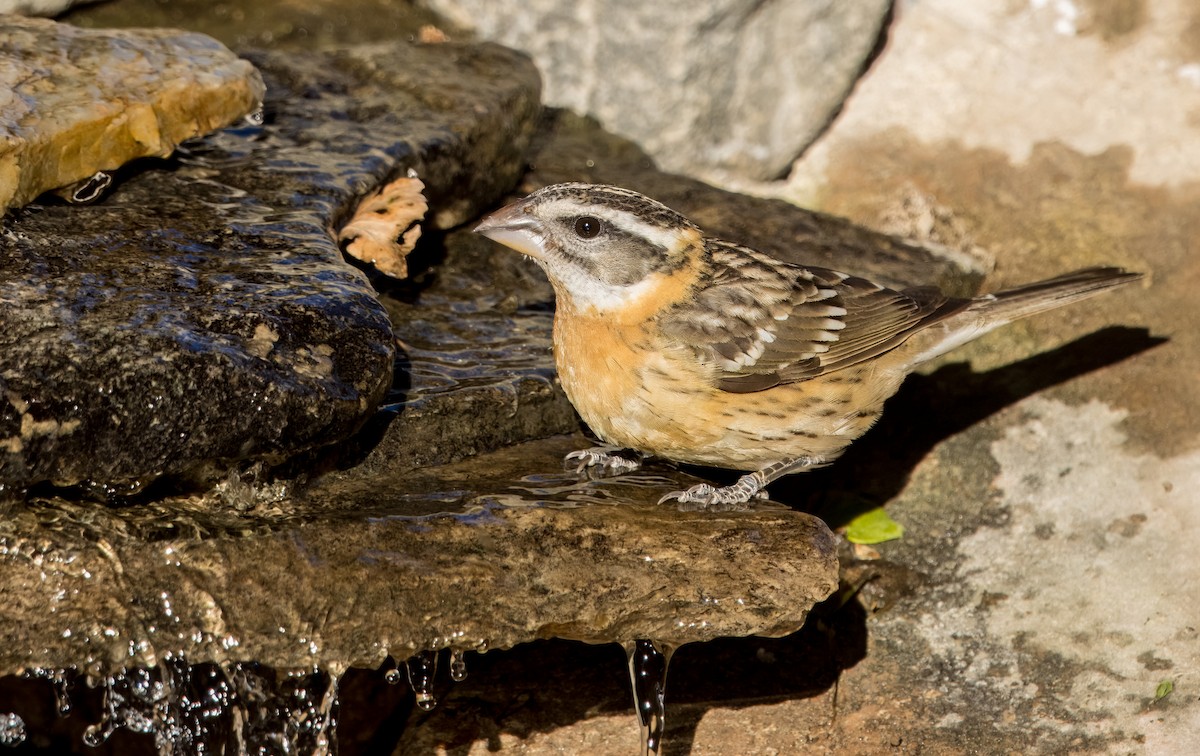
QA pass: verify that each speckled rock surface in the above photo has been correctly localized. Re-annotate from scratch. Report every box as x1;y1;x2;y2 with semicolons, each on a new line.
0;38;541;489
0;16;264;211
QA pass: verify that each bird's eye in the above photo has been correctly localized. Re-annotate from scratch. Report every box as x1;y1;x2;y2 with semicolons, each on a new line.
573;216;602;239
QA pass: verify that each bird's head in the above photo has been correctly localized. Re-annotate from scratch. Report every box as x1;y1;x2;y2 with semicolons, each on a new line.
474;183;704;315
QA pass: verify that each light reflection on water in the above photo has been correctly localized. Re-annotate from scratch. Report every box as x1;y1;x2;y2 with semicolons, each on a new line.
390;292;557;402
367;471;685;517
304;433;715;524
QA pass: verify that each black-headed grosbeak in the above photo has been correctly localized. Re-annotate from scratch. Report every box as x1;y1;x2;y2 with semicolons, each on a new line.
474;183;1141;510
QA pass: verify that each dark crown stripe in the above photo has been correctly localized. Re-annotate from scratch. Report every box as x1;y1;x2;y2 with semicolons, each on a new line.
533;182;697;234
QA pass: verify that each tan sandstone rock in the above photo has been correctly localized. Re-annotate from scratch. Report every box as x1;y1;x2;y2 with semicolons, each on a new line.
0;16;264;210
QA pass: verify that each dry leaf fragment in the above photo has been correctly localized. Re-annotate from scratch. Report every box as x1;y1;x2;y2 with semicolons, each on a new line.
418;25;449;44
339;174;427;279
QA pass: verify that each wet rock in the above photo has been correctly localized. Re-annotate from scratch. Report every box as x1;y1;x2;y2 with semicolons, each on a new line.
324;228;575;480
0;435;839;677
0;16;265;211
0;39;542;488
425;0;893;180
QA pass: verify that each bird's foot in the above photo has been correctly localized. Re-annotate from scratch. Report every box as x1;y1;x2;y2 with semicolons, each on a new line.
658;473;769;512
564;446;644;477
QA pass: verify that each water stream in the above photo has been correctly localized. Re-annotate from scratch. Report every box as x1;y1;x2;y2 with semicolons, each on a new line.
627;640;674;756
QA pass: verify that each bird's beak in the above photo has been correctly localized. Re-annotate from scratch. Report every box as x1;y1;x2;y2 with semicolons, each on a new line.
473;199;546;259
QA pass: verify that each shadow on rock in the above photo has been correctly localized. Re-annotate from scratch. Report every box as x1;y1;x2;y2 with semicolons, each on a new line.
771;326;1165;527
660;594;869;756
373;592;867;755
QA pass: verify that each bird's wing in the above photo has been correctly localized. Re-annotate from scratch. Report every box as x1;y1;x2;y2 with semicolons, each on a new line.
659;239;969;393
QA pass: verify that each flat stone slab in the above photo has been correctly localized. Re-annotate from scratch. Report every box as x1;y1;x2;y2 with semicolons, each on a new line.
0;435;839;678
0;16;265;210
0;39;541;489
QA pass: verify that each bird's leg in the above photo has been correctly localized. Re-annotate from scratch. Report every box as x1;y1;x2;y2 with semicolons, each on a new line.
564;445;645;477
659;456;824;511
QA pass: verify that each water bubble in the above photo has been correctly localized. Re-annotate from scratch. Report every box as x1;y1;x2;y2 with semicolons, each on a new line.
0;713;26;746
449;649;468;682
311;670;340;756
19;660;346;752
227;662;339;754
626;640;674;756
405;650;440;711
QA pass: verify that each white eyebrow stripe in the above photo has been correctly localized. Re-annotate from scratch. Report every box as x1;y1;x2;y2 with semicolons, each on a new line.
540;198;686;251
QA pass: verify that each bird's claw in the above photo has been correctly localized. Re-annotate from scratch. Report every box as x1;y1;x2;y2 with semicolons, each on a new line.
564;447;643;477
658;480;769;511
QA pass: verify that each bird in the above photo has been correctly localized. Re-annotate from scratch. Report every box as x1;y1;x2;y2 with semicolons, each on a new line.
474;182;1141;510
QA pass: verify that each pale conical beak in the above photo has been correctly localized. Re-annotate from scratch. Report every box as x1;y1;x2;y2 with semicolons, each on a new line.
473;199;546;259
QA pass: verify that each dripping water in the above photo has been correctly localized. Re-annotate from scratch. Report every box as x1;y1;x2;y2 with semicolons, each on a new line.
15;649;476;750
626;639;673;756
449;649;468;682
22;668;73;715
81;674;121;747
405;650;439;711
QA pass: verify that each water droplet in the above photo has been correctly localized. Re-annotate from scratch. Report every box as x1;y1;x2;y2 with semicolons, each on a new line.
414;693;437;711
449;649;468;682
65;171;113;204
380;656;403;685
405;650;439;711
626;640;673;756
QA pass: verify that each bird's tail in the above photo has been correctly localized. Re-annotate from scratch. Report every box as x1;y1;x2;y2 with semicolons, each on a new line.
908;266;1143;366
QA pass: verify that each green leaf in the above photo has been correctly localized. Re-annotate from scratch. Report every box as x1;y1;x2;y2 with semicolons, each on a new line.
1154;680;1174;701
845;507;905;545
